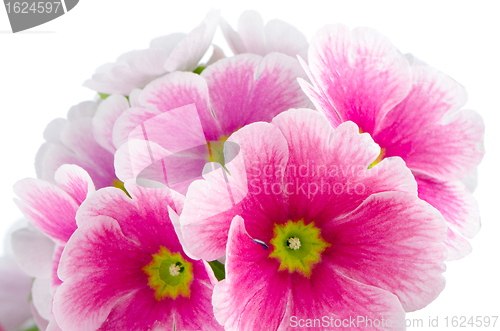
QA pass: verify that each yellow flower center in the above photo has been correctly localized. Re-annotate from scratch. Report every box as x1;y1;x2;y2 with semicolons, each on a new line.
269;220;330;277
142;246;193;300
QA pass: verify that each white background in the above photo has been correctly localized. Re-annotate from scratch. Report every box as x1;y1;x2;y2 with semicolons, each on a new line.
0;0;498;330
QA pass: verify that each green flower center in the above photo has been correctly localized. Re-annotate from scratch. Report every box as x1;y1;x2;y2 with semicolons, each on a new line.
269;220;330;277
143;246;193;300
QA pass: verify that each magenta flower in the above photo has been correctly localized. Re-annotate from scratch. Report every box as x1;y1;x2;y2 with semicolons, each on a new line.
180;110;447;327
52;181;221;331
13;165;95;323
113;52;310;194
299;25;485;260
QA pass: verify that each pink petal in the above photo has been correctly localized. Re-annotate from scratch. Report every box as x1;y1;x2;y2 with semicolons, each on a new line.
202;53;309;136
374;65;485;181
127;103;208;154
14;179;79;244
112;106;161;149
415;174;480;239
213;216;290;331
323;192;447;312
54;165;95;206
137;71;221;140
180;122;288;260
444;227;472;261
54;216;149;331
93;94;130;153
164;9;220;72
271;112;417;225
305;24;412;133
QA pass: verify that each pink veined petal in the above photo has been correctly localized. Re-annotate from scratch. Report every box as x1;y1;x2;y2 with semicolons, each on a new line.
286;263;406;331
54;165;95;206
164;9;220;72
306;24;412;133
202;53;309;136
180;122;289;260
14;179;79;244
271;111;417;225
237;10;267;56
54;216;149;331
415;173;480;239
322;192;447;312
264;19;309;60
10;227;55;278
93;94;130;153
137;71;221;140
213;216;291;331
374;64;485;181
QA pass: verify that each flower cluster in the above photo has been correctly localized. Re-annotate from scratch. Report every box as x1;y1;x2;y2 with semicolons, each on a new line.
1;9;484;331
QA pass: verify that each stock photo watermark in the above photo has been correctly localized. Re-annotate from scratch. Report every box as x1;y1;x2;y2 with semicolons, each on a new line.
289;315;499;329
3;0;79;32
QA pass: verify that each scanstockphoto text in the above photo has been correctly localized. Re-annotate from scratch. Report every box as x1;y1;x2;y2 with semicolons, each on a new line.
289;315;499;329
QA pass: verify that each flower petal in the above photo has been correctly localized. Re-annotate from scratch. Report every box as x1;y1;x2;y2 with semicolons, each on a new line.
54;165;95;206
54;216;147;331
14;179;78;244
164;9;220;72
213;216;290;331
374;65;485;181
202;53;309;135
10;227;55;278
93;94;130;153
180;122;289;260
305;24;412;133
323;192;447;312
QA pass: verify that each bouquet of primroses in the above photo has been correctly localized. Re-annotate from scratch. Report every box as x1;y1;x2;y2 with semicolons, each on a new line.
1;10;484;331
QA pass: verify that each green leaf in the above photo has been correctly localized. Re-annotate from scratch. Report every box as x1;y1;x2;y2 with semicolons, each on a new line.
19;325;39;331
98;92;110;100
208;260;225;281
193;66;206;75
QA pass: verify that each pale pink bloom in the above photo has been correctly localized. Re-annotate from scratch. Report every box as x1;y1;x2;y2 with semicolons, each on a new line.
53;181;221;331
220;10;309;60
112;52;310;194
83;9;222;96
36;101;117;189
0;256;33;331
180;110;447;328
12;165;95;323
299;25;485;260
